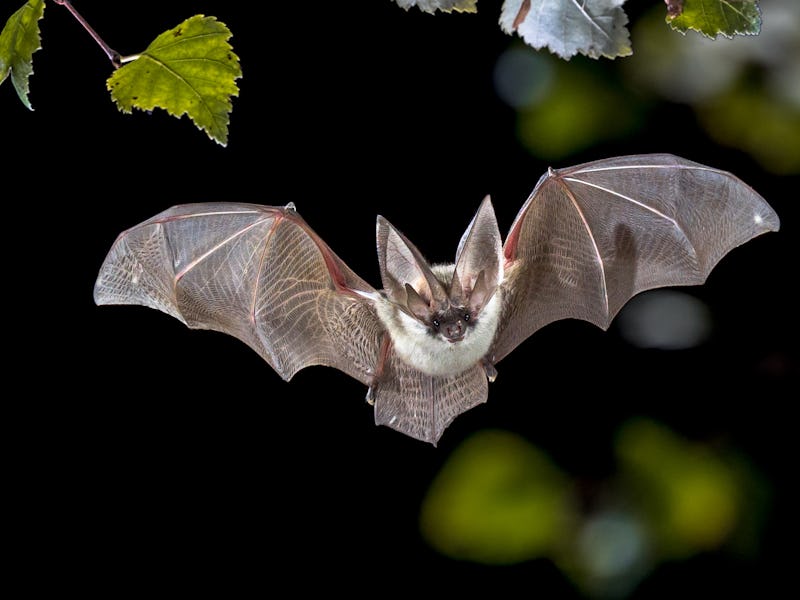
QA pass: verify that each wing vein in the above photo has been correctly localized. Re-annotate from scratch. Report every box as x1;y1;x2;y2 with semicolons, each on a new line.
571;163;717;175
250;217;286;373
563;176;680;229
559;179;609;316
251;217;280;325
174;217;269;284
158;209;263;221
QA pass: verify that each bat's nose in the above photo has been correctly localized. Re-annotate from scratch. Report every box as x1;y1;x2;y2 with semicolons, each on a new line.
444;321;464;342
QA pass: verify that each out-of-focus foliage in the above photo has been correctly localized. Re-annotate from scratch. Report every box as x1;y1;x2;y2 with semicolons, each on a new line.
616;290;712;350
421;419;769;598
499;0;631;60
495;0;799;174
107;15;242;146
0;0;44;110
393;0;761;60
627;0;800;173
494;49;643;159
615;419;756;556
420;430;572;563
394;0;477;13
667;0;762;39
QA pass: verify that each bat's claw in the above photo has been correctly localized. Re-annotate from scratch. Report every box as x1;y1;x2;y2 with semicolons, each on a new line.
482;359;497;382
365;386;376;406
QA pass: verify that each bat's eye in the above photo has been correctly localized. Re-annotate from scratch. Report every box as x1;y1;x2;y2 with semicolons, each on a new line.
432;319;440;329
463;313;470;322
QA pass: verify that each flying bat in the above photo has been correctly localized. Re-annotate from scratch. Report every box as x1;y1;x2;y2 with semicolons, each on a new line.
94;154;779;444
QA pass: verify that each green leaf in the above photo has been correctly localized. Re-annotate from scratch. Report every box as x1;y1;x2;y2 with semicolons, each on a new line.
0;0;45;110
500;0;631;60
615;418;749;556
516;61;642;158
667;0;761;38
107;15;242;146
419;430;572;564
394;0;478;13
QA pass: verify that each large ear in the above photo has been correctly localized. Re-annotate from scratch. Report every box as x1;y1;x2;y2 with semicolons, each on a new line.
377;216;447;306
453;196;503;312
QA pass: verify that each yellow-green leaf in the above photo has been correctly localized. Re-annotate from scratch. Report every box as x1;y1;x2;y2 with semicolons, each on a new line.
0;0;45;110
420;430;572;564
615;418;748;556
107;15;242;146
667;0;761;39
394;0;478;14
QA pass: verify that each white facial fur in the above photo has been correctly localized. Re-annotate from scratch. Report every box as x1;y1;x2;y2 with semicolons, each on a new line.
374;263;502;377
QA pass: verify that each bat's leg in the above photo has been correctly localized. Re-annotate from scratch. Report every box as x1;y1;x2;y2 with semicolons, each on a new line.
366;334;392;405
481;357;497;382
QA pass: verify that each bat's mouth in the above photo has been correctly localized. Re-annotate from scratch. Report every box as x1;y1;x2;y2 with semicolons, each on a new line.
444;334;465;344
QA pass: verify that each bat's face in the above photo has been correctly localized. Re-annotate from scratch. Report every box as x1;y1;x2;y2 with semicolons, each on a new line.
373;199;506;376
375;263;504;377
428;303;472;343
413;264;481;345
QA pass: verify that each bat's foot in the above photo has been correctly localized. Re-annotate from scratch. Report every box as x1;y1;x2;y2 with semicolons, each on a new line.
482;359;497;382
365;386;376;406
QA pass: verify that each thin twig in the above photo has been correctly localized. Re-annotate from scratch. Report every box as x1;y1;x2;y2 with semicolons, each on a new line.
53;0;121;68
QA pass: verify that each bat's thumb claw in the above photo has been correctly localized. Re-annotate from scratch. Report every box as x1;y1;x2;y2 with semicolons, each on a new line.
482;359;497;383
365;386;376;406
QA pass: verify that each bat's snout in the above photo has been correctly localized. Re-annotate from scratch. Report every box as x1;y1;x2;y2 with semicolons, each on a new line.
443;321;465;343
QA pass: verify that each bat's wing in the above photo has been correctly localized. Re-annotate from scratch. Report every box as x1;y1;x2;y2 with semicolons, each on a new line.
95;202;486;445
492;154;780;363
94;203;383;385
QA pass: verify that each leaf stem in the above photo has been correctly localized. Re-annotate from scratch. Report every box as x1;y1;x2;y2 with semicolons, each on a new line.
53;0;122;68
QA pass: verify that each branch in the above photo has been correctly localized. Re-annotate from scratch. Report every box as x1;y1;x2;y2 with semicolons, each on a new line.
53;0;121;68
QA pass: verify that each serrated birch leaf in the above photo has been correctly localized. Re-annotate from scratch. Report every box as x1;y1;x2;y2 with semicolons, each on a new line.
107;15;242;146
499;0;631;60
0;0;45;110
667;0;761;38
394;0;478;13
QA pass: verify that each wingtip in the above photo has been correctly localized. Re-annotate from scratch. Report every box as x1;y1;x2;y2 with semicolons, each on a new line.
93;272;109;307
765;210;780;233
752;201;781;235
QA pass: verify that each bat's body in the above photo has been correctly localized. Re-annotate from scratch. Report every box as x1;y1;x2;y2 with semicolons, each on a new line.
372;263;504;377
95;155;779;444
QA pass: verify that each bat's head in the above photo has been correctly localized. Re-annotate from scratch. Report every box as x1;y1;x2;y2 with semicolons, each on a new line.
376;196;504;345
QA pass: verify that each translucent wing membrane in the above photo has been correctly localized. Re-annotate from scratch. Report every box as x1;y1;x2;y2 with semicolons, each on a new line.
493;154;779;363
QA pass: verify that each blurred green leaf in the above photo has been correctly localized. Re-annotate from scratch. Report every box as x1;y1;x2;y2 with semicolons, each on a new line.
699;85;800;174
393;0;477;13
516;60;642;159
616;418;745;556
626;0;800;174
107;15;242;146
667;0;761;38
499;0;632;60
0;0;45;110
422;420;770;595
420;429;572;564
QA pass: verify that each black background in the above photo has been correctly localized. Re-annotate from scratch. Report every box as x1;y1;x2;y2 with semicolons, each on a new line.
6;1;797;595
